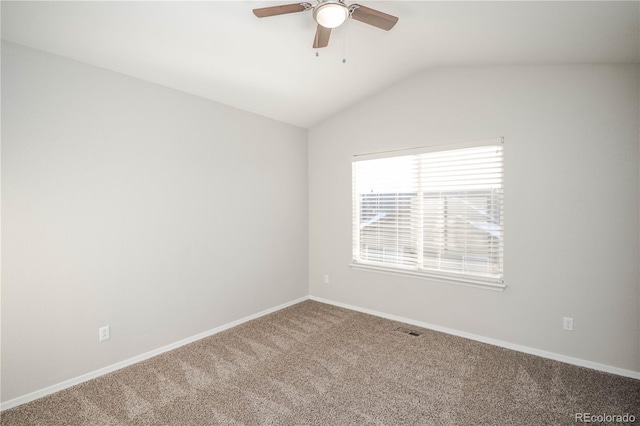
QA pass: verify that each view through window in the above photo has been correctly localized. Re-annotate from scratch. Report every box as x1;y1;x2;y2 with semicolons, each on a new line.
352;140;504;287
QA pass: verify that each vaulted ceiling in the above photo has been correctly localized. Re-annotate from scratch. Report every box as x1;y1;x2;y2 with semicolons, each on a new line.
2;1;639;128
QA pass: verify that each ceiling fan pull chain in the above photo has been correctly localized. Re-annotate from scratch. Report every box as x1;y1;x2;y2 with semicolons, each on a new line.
342;18;349;64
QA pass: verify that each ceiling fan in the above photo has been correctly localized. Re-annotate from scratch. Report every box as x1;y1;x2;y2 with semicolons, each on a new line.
253;0;398;48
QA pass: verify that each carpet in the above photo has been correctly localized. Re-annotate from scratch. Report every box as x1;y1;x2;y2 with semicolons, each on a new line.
1;300;638;425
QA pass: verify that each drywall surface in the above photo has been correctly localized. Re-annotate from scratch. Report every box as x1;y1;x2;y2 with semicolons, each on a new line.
309;64;640;373
1;41;308;402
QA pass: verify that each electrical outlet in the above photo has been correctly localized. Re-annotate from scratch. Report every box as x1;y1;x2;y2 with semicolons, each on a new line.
563;317;573;331
99;326;110;342
324;274;329;284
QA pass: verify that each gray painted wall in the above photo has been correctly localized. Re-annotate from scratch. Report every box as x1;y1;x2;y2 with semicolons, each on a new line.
308;65;640;373
2;42;639;406
1;42;309;402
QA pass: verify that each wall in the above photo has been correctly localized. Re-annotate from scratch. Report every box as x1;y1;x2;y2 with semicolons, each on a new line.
1;41;308;403
309;65;640;374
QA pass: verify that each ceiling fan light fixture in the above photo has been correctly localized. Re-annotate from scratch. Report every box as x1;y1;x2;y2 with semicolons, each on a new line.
313;2;348;29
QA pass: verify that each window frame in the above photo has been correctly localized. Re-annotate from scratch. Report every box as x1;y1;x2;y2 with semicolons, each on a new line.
350;138;505;291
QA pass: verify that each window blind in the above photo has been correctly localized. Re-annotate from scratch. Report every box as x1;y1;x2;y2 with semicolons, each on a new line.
352;139;504;287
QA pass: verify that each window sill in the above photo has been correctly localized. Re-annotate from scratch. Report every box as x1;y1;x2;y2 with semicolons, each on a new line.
349;262;506;291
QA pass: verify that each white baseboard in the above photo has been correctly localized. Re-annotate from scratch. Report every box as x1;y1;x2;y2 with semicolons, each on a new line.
309;295;640;380
4;294;637;411
0;295;310;412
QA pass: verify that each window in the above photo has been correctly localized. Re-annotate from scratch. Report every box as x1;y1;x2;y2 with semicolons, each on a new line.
351;139;504;289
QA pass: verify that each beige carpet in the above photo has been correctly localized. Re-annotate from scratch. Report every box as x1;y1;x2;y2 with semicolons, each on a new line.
1;300;638;425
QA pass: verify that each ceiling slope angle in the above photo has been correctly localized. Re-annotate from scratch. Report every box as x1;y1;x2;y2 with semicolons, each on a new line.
1;1;639;128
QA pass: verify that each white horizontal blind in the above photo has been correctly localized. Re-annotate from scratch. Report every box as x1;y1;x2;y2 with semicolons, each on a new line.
352;155;419;267
352;140;504;285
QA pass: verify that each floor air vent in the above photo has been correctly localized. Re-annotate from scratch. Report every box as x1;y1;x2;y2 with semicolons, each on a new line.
396;327;422;336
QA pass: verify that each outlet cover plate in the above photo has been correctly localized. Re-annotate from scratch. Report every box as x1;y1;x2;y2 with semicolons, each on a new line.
99;326;110;342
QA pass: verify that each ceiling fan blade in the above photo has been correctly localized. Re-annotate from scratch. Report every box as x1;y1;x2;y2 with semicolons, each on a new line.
253;3;309;18
313;25;331;48
350;5;398;31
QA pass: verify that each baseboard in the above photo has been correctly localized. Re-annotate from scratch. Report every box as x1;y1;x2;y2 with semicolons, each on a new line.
4;293;636;411
0;295;310;411
309;295;640;380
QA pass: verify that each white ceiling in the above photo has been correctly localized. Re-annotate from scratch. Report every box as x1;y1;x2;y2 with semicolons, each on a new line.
2;1;639;128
